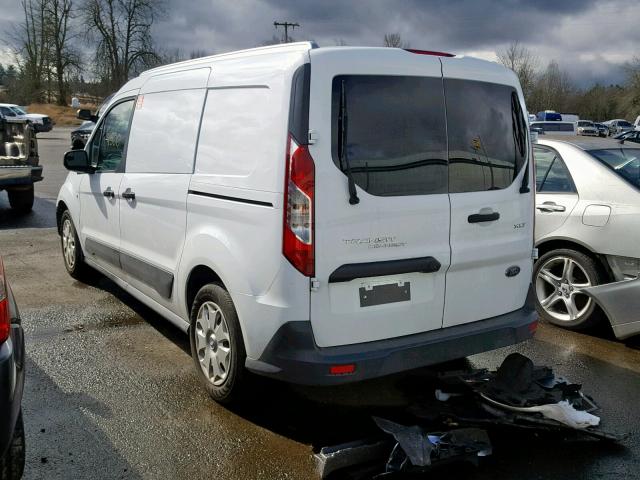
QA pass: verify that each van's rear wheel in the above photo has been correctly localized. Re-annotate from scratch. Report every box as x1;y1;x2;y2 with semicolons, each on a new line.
534;249;605;330
189;283;247;404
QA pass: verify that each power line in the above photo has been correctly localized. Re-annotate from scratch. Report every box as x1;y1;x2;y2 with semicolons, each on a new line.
274;21;300;43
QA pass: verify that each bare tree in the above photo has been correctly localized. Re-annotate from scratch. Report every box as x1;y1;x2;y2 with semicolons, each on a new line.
46;0;81;105
497;41;538;100
529;60;575;113
84;0;163;90
383;33;408;48
11;0;50;102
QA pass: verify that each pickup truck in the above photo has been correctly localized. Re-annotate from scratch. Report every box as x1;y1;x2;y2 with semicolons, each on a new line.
0;118;42;213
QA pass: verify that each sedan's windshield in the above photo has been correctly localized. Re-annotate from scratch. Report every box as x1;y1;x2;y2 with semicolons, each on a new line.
589;148;640;189
10;106;27;115
619;121;633;127
578;121;593;127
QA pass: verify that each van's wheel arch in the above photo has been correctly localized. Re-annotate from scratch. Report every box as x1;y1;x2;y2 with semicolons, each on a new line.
189;283;247;404
534;248;606;330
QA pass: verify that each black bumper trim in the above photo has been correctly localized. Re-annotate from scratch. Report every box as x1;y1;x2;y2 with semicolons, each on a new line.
250;285;537;385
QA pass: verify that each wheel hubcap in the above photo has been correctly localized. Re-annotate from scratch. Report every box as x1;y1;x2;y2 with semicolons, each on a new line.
195;301;231;386
62;219;76;269
535;256;593;322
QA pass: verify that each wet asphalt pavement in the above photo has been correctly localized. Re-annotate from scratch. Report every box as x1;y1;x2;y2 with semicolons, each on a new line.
0;128;639;479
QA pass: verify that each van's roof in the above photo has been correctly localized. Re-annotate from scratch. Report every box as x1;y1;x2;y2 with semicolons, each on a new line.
140;41;318;77
139;42;513;81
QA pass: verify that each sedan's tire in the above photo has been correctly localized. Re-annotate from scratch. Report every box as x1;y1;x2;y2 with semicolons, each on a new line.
60;210;91;280
534;248;606;330
7;186;34;214
0;411;25;480
189;283;247;405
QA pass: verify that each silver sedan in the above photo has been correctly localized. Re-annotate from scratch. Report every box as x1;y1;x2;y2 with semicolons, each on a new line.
533;136;640;339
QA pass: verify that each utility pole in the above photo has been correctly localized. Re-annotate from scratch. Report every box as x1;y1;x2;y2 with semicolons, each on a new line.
274;21;300;43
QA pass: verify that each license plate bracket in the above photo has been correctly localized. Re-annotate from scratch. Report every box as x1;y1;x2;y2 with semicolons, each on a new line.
359;282;411;308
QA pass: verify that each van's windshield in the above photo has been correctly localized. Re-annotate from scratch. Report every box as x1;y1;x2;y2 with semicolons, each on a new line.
331;75;527;196
589;148;640;189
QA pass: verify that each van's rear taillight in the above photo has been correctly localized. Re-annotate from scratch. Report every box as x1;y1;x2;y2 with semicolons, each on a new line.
0;258;10;343
283;134;315;277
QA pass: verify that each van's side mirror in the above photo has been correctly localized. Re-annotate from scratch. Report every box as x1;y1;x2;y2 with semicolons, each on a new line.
63;150;93;173
77;109;97;123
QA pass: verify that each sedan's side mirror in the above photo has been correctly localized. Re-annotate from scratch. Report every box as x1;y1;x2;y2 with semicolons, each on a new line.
77;108;98;123
63;150;93;173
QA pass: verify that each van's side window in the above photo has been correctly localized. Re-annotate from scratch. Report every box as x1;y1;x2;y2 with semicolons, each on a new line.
90;99;134;172
445;80;527;193
534;146;576;193
331;75;448;197
125;89;206;174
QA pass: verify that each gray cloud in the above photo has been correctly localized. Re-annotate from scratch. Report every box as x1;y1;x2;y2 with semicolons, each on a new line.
1;0;638;86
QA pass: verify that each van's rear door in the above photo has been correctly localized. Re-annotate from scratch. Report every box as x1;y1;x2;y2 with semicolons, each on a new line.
440;58;533;327
307;49;450;348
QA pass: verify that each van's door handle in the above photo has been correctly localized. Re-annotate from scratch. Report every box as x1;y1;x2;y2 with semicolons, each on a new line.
468;211;500;223
102;187;114;198
536;202;566;212
121;188;135;200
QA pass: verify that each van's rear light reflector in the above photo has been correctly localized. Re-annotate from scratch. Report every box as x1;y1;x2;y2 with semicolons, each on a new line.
405;49;454;57
0;258;10;343
528;321;538;335
330;364;356;375
283;134;315;277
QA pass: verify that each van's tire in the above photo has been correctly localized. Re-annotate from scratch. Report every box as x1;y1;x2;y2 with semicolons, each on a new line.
7;186;34;214
189;283;247;404
534;248;606;330
60;210;90;280
0;411;25;480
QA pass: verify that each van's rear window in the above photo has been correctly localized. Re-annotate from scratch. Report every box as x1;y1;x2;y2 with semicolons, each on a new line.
445;79;526;192
589;148;640;189
331;75;447;196
331;75;526;196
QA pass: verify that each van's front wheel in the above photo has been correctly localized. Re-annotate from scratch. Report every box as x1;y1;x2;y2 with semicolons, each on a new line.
189;284;247;404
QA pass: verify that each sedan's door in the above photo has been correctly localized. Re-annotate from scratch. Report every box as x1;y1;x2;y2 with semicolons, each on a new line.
533;145;579;239
78;98;135;274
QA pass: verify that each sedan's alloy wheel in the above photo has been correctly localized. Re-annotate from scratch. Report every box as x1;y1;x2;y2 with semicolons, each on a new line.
535;256;592;322
195;301;232;386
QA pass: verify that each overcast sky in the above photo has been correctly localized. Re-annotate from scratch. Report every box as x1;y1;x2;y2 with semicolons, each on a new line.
1;0;638;86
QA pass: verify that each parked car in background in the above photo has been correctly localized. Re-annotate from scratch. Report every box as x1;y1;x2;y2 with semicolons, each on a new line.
536;110;563;121
0;257;26;480
593;123;608;137
530;121;576;136
70;121;95;149
57;42;536;404
605;119;634;136
69;93;114;149
533;137;640;339
0;117;42;213
0;103;53;133
576;120;598;136
560;113;579;123
613;130;640;144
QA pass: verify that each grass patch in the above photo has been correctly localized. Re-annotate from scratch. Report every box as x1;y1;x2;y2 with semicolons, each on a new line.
25;103;98;127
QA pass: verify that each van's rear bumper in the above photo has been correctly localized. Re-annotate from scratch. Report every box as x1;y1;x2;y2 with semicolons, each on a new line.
247;286;538;385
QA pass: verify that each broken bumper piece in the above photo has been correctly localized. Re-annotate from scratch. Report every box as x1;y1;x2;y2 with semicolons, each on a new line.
583;278;640;340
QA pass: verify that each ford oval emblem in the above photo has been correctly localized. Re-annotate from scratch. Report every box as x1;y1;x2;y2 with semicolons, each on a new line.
505;266;521;278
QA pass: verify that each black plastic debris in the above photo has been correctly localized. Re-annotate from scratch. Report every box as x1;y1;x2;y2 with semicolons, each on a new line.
373;417;492;474
313;353;628;479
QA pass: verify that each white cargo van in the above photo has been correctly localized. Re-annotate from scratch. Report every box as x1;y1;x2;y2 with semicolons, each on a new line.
57;42;537;403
